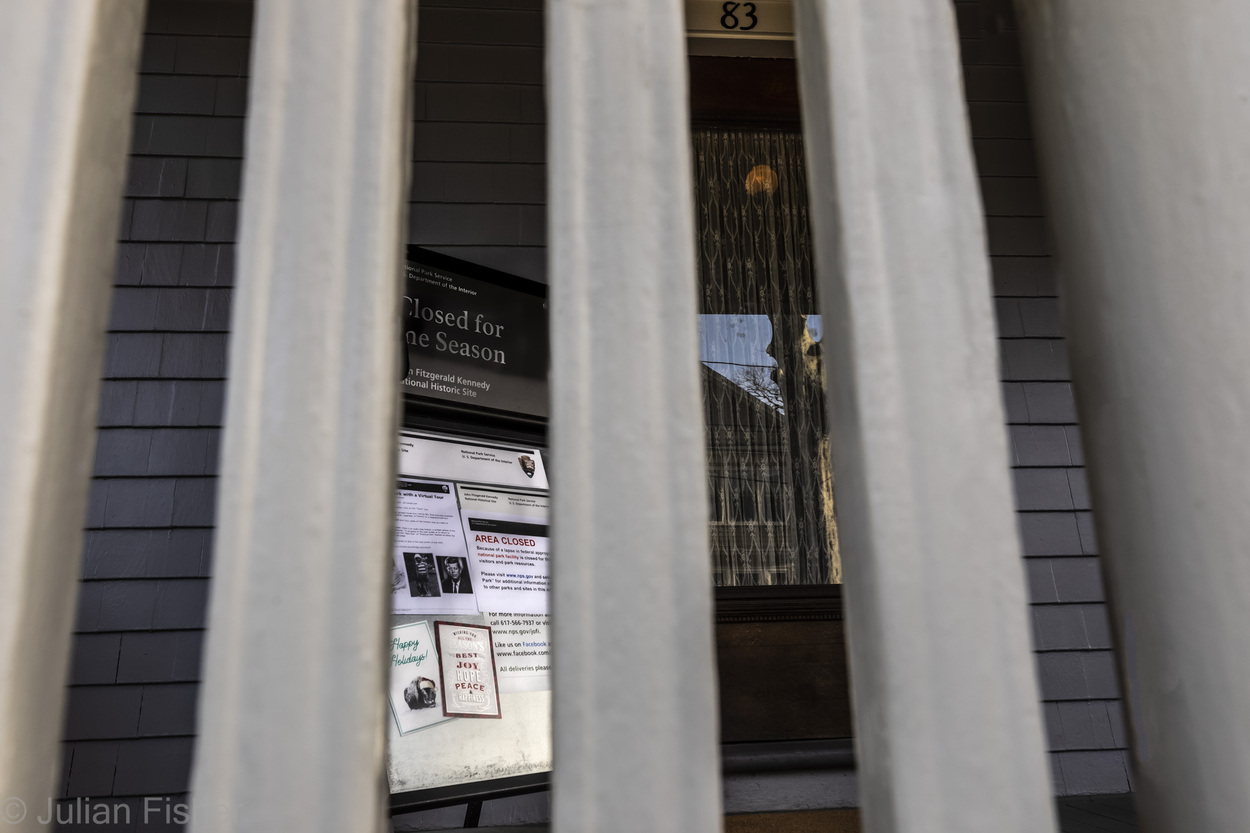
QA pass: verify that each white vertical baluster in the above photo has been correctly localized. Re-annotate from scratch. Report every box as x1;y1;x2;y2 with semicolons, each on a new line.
795;0;1058;830
547;0;722;829
188;1;416;830
0;2;145;824
1018;2;1250;830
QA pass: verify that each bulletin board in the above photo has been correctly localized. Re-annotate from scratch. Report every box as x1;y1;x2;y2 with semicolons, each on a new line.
387;430;552;807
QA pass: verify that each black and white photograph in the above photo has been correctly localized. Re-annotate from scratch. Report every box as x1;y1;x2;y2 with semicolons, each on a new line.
402;552;442;598
403;676;439;711
436;556;473;594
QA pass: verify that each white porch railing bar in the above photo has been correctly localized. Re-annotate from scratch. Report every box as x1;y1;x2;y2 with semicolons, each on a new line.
794;1;1059;830
0;3;146;826
1017;3;1250;830
546;0;723;830
186;1;417;831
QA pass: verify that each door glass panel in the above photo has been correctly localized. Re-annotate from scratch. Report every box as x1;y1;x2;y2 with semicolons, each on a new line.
693;128;841;586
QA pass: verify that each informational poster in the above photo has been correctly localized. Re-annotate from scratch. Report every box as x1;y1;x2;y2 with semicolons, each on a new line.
459;487;550;615
485;613;551;694
435;622;502;719
401;254;549;418
389;621;454;735
392;479;477;615
392;483;550;618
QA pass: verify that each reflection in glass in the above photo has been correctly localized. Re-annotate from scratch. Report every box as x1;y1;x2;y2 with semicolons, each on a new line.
693;129;841;586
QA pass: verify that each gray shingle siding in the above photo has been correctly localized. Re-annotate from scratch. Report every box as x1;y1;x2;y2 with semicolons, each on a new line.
967;0;1133;795
409;0;547;282
59;4;249;822
63;0;1133;818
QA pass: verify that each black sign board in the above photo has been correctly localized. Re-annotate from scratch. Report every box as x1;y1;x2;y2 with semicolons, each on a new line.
401;249;548;418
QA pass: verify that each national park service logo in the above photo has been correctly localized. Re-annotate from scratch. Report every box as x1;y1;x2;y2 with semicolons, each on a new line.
518;455;536;478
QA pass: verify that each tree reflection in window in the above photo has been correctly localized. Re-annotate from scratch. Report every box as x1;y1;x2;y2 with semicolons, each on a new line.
694;129;841;586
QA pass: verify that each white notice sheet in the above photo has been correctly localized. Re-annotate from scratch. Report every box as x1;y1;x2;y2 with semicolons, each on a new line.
399;434;548;489
458;487;550;615
485;613;551;692
392;479;478;615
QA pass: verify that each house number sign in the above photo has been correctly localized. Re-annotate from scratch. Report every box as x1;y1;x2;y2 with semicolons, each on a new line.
685;0;793;40
718;3;760;31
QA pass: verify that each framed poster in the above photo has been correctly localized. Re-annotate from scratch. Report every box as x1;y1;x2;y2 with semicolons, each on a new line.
434;621;503;719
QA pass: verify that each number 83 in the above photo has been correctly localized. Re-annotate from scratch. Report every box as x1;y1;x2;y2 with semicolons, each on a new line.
721;1;759;31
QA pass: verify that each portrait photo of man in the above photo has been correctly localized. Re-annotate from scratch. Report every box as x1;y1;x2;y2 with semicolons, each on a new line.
437;556;473;594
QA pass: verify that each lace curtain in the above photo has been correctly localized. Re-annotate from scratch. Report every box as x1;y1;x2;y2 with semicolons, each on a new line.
692;129;841;586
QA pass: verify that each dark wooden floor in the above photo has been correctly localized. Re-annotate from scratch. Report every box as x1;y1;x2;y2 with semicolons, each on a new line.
1057;794;1140;832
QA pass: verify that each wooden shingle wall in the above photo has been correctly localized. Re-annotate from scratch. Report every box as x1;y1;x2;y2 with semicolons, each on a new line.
409;0;547;282
59;2;249;825
963;0;1134;796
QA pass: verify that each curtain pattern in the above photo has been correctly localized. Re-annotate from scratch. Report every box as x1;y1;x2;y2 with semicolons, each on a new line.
693;129;841;586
